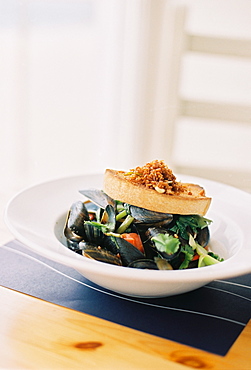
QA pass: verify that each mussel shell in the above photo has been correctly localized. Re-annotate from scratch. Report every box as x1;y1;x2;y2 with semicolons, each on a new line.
84;200;99;219
102;235;120;255
128;259;158;269
146;227;181;261
64;224;83;243
67;201;90;236
66;238;82;253
64;205;83;246
113;237;145;266
83;223;105;245
196;226;210;247
79;189;116;209
154;257;173;270
157;247;181;261
187;259;199;269
126;204;173;226
84;200;99;212
101;205;116;232
81;243;122;266
142;239;159;260
145;226;165;239
169;254;183;270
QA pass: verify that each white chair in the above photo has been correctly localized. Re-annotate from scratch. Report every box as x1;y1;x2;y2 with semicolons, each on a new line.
160;5;251;193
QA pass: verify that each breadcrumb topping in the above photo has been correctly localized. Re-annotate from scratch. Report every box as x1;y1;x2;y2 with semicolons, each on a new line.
122;160;186;195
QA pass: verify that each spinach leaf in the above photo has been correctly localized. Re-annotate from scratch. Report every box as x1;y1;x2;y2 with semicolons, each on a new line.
170;215;212;240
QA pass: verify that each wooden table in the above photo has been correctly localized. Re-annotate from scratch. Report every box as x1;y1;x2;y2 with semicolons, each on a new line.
0;285;251;369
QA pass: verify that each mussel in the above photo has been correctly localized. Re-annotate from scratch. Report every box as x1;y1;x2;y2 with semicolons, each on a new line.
67;201;90;234
128;259;158;270
102;235;120;255
125;204;173;227
112;237;146;266
145;227;181;261
196;226;210;247
65;237;83;253
79;189;116;209
154;257;173;270
80;242;122;266
83;204;116;243
65;197;117;239
64;201;90;246
83;223;105;246
101;204;116;232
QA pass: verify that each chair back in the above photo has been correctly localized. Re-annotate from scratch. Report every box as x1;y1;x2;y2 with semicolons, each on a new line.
166;6;251;192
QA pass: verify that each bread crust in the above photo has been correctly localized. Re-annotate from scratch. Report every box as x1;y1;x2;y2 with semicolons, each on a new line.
103;169;211;216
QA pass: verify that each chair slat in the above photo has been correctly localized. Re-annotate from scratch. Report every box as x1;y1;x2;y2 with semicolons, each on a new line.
187;34;251;58
180;100;251;124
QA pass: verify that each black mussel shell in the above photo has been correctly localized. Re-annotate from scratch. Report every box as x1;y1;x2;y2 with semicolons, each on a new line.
126;204;173;226
66;238;82;253
145;226;165;239
102;235;120;255
101;204;116;232
84;200;99;212
79;189;116;209
67;201;90;237
113;237;145;266
187;259;199;269
64;224;84;243
157;246;181;261
128;259;158;269
142;239;159;260
83;223;105;245
80;242;122;266
196;226;210;247
146;227;181;261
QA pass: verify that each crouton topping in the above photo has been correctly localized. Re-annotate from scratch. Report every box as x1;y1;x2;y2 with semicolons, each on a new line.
122;160;186;195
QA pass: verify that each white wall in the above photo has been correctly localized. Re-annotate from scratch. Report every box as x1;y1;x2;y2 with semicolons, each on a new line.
1;0;123;193
0;0;180;196
1;0;251;203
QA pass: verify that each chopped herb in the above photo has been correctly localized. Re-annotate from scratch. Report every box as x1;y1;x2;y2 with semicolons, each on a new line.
179;244;194;269
170;215;212;240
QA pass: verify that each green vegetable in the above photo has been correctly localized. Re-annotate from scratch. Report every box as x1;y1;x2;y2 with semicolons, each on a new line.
198;254;220;267
116;215;134;234
115;201;125;213
85;221;109;234
208;252;224;262
189;234;221;267
151;234;180;255
179;244;194;269
170;215;212;240
116;209;127;221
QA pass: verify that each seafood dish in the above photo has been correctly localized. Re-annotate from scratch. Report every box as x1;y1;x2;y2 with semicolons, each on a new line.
63;160;224;270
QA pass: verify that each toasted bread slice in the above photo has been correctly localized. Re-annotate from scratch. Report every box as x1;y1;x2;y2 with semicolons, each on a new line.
104;169;211;215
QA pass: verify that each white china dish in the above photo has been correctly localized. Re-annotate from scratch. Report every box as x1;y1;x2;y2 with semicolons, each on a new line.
4;173;251;298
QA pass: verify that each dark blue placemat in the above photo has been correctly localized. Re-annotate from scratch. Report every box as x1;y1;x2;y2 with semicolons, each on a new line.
1;240;250;356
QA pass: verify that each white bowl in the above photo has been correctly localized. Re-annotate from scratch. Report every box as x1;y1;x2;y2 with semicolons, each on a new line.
4;173;251;298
